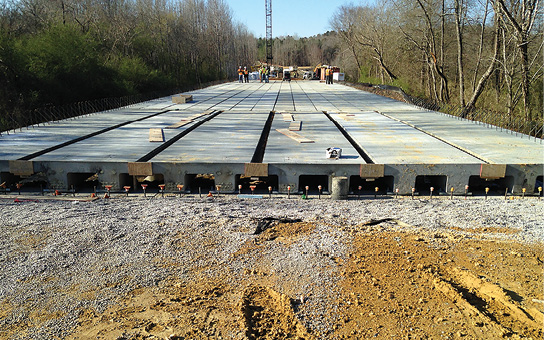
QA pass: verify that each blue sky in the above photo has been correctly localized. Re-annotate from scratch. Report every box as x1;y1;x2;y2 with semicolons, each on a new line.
224;0;366;38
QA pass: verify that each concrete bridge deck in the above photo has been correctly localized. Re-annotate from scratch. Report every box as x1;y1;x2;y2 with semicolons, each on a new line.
1;81;542;195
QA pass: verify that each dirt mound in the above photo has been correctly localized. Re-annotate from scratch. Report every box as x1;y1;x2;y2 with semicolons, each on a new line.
235;220;315;256
239;285;313;340
332;225;543;339
432;267;543;338
66;280;242;339
256;220;315;243
67;281;315;340
52;221;544;339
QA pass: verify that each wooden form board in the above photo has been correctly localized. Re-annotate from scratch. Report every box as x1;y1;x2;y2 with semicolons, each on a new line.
281;113;294;122
289;121;302;131
480;164;506;179
165;110;212;129
128;162;153;176
244;163;269;177
149;128;165;142
188;110;212;120
276;129;314;143
360;164;385;178
172;94;193;104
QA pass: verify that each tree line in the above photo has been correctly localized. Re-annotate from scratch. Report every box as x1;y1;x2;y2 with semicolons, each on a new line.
256;32;340;68
329;0;543;121
0;0;541;131
0;0;256;124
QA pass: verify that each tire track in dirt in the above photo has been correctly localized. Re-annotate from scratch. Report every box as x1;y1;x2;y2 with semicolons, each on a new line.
239;285;313;340
333;219;543;339
60;218;543;340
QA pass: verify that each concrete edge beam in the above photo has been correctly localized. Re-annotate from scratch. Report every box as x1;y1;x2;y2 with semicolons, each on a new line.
1;161;541;195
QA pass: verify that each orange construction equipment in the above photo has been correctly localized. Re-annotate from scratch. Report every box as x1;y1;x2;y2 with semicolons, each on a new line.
315;65;340;81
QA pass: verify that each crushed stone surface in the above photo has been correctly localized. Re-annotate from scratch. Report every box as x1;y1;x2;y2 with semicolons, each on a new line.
0;196;542;339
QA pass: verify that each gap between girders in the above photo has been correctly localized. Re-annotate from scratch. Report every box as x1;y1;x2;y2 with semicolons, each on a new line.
19;109;174;161
17;86;250;161
137;110;223;163
250;111;276;164
323;111;375;164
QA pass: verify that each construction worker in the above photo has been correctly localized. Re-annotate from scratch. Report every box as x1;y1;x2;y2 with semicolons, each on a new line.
325;67;331;84
264;66;270;83
243;67;249;83
238;66;244;83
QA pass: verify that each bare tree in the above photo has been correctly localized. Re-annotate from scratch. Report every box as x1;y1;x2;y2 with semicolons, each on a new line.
416;0;450;101
396;0;451;101
332;5;399;82
464;2;502;115
471;0;491;92
454;0;467;106
492;0;541;119
330;5;363;77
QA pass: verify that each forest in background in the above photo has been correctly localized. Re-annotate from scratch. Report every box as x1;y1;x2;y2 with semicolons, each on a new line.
267;0;542;124
330;0;543;122
256;32;340;68
0;0;542;133
0;0;255;127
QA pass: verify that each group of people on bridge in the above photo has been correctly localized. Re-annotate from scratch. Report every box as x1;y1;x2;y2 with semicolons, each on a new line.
259;65;271;83
237;65;271;83
325;66;334;85
237;66;249;83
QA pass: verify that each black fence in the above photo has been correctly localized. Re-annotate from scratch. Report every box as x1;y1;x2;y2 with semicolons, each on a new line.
0;80;227;135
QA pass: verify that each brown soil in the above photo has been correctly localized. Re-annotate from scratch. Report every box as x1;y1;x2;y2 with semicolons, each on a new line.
45;222;544;339
335;227;543;339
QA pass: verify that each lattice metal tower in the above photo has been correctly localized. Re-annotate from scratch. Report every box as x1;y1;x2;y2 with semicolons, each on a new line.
265;0;273;64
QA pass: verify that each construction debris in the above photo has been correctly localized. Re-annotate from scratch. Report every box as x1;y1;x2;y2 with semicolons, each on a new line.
172;94;193;104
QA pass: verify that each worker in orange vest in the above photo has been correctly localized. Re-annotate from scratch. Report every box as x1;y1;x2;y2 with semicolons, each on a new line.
238;66;244;83
243;67;249;83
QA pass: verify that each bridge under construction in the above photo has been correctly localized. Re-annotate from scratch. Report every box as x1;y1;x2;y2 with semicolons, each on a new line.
0;81;542;196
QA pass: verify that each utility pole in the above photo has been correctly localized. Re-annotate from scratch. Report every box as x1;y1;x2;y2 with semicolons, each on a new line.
265;0;273;65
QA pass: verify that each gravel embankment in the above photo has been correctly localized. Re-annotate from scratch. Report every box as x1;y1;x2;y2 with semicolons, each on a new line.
0;196;542;339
